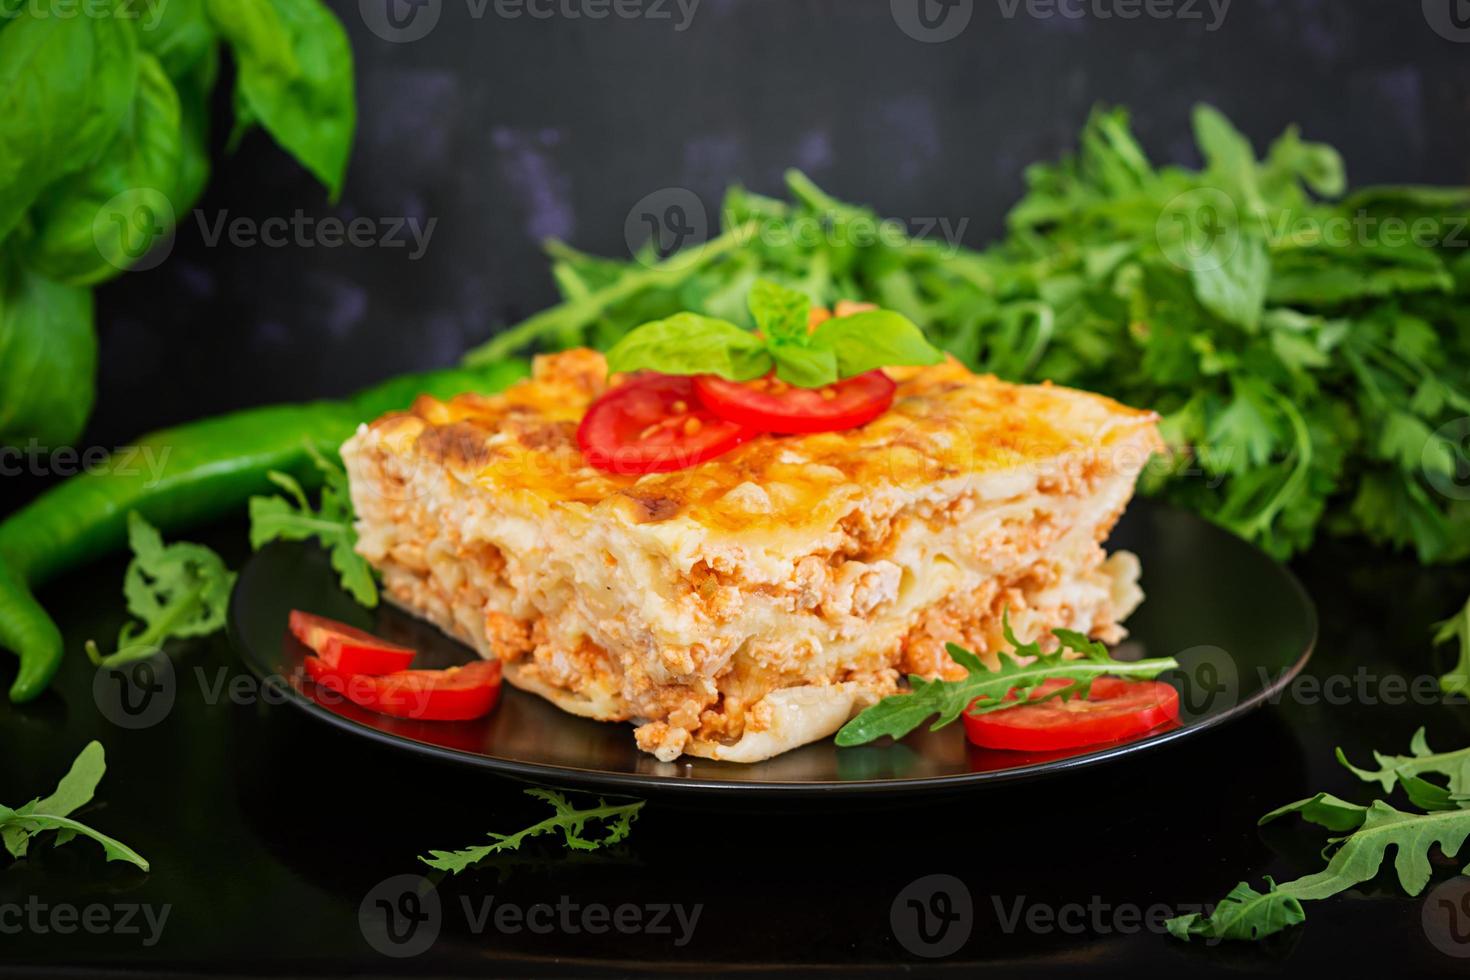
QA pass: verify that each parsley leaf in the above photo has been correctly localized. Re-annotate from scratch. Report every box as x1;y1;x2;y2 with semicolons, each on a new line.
1;742;148;872
84;512;236;669
834;616;1179;747
249;443;377;607
418;789;643;875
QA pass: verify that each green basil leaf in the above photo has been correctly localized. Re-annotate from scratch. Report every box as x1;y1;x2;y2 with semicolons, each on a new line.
748;278;811;343
770;342;837;388
604;313;771;381
29;53;183;287
207;0;355;200
138;0;217;79
0;264;97;447
172;47;219;213
0;4;139;240
810;310;945;376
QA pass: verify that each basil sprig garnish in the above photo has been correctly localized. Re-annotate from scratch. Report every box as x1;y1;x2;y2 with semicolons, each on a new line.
604;279;944;387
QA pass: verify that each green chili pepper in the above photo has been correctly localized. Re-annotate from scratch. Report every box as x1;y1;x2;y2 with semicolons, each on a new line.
0;360;528;702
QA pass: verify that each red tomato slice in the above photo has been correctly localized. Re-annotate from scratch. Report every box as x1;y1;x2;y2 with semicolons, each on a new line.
577;374;755;474
693;371;896;434
304;656;503;721
288;610;416;676
963;677;1180;751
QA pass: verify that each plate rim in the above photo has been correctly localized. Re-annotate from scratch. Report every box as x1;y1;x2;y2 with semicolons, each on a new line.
228;502;1318;797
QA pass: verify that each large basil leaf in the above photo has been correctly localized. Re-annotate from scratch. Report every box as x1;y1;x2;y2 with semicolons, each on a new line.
604;313;772;381
29;53;184;286
207;0;355;200
0;265;97;447
810;310;946;377
173;46;219;214
139;0;216;79
0;4;139;240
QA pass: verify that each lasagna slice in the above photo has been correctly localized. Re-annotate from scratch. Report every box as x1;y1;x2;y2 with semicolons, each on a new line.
341;349;1163;763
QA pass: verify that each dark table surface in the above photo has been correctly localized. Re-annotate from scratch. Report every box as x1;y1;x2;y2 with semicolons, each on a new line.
2;521;1470;978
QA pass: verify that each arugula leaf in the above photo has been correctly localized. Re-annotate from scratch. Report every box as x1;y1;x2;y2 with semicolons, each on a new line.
248;444;377;606
84;512;236;669
1335;727;1470;800
1;742;149;871
1171;730;1470;943
1258;792;1370;832
1434;595;1470;698
834;616;1179;747
206;0;355;200
603;312;771;381
419;789;643;875
1166;878;1306;943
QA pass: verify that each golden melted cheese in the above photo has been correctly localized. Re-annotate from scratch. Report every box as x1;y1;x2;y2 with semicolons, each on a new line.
376;348;1160;535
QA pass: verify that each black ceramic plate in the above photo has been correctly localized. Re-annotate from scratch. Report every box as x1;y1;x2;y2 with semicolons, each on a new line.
228;499;1315;797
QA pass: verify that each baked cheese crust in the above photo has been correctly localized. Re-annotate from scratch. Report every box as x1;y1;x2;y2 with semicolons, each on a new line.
342;349;1163;763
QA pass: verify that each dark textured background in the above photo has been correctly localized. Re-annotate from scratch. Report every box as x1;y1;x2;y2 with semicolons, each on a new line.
72;0;1470;454
7;4;1470;975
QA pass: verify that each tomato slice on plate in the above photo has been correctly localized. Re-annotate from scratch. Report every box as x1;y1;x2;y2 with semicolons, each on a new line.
962;677;1180;751
304;656;503;721
288;610;416;676
577;374;755;474
694;370;896;434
